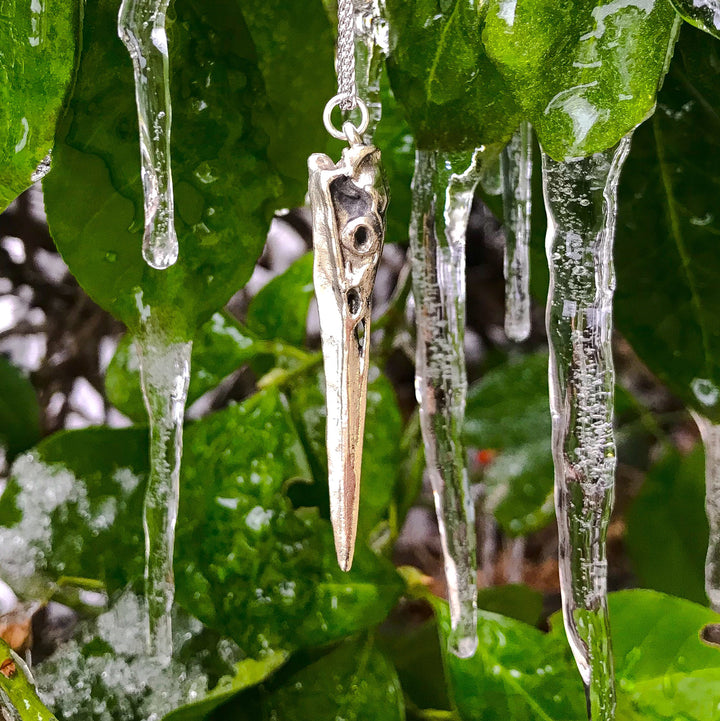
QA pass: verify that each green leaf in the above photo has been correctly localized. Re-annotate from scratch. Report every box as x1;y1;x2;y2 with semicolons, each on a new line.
615;25;720;421
287;370;404;540
434;600;587;721
609;590;720;719
626;445;708;605
464;353;554;536
0;638;57;721
0;356;41;459
379;619;452;713
0;390;402;656
226;638;405;721
0;0;79;211
44;0;335;334
483;0;680;160
384;0;521;150
669;0;720;40
246;253;315;347
163;651;289;721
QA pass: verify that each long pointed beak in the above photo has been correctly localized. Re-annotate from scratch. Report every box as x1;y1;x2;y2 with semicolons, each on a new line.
308;142;387;571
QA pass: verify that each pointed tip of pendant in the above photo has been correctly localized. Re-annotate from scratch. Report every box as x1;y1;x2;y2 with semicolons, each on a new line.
334;535;355;572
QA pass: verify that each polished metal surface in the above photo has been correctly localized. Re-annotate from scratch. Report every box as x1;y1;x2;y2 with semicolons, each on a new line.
308;137;387;571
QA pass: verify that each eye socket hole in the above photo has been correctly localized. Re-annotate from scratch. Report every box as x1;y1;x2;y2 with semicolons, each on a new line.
354;319;366;353
347;287;362;317
353;225;370;251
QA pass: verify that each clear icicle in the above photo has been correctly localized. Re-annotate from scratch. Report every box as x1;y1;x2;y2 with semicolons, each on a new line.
135;316;191;665
542;135;632;720
410;149;482;658
118;0;178;270
352;0;389;136
692;413;720;611
501;121;533;342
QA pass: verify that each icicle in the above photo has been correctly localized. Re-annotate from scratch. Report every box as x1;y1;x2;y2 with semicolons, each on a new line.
410;149;481;658
118;0;178;270
501;121;533;342
506;536;525;585
352;0;388;136
135;314;191;665
692;412;720;611
542;135;632;720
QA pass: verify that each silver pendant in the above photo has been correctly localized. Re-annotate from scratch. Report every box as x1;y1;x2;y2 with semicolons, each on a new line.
308;123;388;571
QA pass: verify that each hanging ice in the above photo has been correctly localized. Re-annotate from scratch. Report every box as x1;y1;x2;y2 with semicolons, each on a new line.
501;121;533;342
118;0;178;270
692;412;720;611
542;135;632;720
135;316;191;665
409;149;482;658
352;0;389;136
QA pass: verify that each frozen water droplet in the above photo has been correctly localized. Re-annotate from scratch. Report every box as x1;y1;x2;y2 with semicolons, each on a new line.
501;121;533;342
542;133;632;719
410;149;484;658
118;0;179;269
692;378;720;408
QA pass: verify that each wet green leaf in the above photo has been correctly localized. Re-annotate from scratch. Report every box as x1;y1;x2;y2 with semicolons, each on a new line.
0;356;41;460
0;0;79;211
626;445;708;605
483;0;680;160
379;619;452;713
0;390;403;655
434;600;587;721
464;353;554;536
287;370;404;540
44;0;335;335
669;0;720;40
615;25;720;422
0;638;57;721
384;0;521;150
224;638;405;721
609;591;720;719
246;253;315;347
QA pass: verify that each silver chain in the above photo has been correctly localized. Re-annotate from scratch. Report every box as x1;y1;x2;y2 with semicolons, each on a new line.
336;0;357;110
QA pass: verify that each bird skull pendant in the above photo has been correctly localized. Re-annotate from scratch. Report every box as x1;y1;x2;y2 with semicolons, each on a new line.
308;132;388;571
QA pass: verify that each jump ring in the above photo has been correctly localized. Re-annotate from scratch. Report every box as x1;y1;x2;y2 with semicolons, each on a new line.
323;94;369;141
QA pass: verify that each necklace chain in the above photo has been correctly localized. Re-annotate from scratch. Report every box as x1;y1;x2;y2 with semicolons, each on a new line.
336;0;357;110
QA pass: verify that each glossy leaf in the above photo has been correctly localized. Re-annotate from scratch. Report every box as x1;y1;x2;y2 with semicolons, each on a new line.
609;590;720;719
669;0;720;40
0;638;57;721
0;0;79;211
434;600;587;720
384;0;521;150
226;638;405;721
483;0;680;160
464;353;554;535
246;253;315;347
626;445;708;605
44;0;335;335
615;25;720;421
0;356;41;459
0;390;403;655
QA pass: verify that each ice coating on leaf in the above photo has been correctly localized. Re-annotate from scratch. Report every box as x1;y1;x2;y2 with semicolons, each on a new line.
501;121;533;341
0;455;140;598
35;591;240;721
670;0;720;38
692;414;720;612
135;317;192;664
118;0;178;269
542;134;632;719
484;0;680;159
409;149;482;658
